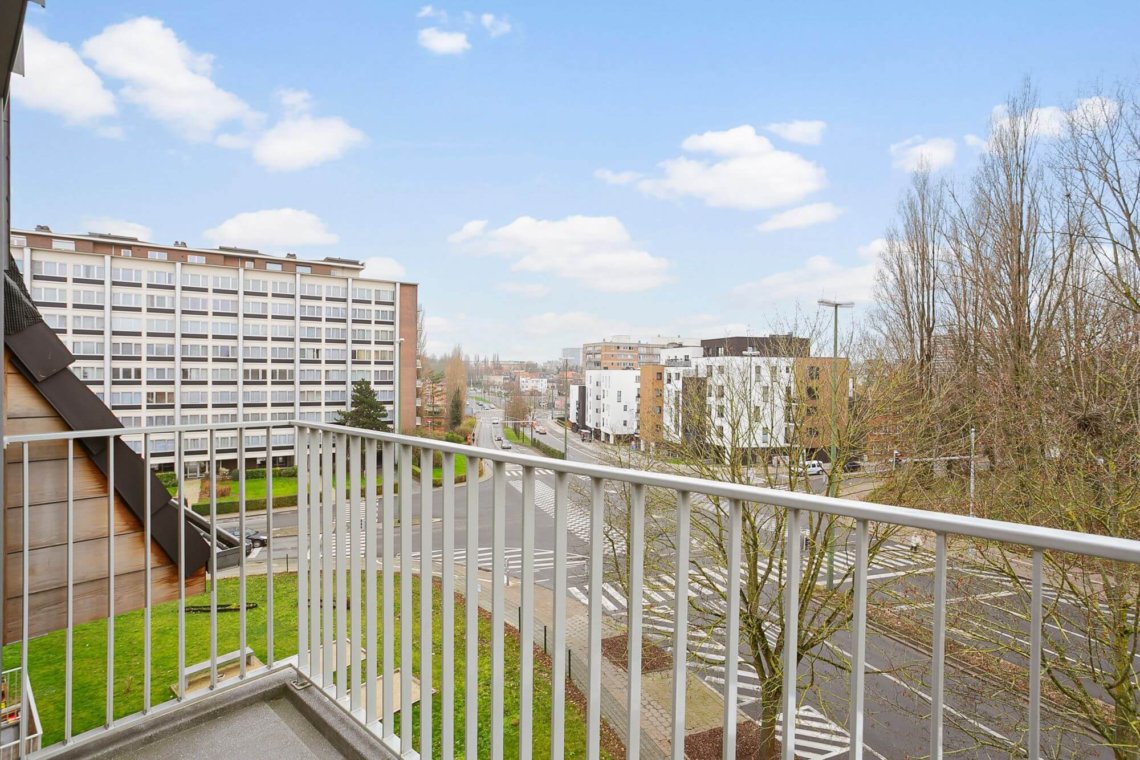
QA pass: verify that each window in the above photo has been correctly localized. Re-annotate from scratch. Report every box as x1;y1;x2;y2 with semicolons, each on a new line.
142;317;172;333
147;250;168;261
325;285;346;299
112;341;142;356
271;390;295;403
149;343;177;358
272;280;295;295
32;260;67;277
120;249;133;257
32;286;66;303
299;390;322;403
244;321;269;337
351;349;372;362
375;368;394;382
111;391;143;406
181;319;209;334
296;265;311;275
272;302;295;317
375;288;395;302
213;344;239;359
113;266;143;283
183;344;208;359
325;306;346;319
112;316;143;332
52;240;76;252
187;254;207;264
181;295;208;311
10;235;26;247
325;369;347;382
375;348;394;361
112;366;143;381
325;389;347;403
147;293;175;309
299;347;321;360
181;413;208;425
376;308;395;321
352;328;372;342
271;368;294;381
72;289;104;306
145;367;176;381
300;326;321;339
108;289;143;309
214;413;238;424
213;275;239;290
300;304;321;318
352;308;373;321
212;367;238;382
245;300;268;316
43;313;67;330
148;414;175;426
72;263;105;280
182;367;208;381
808;365;821;381
243;345;268;360
352;369;370;381
182;391;209;404
326;327;346;341
271;324;294;338
147;390;176;405
244;368;267;382
147;270;175;286
71;365;103;381
212;297;238;313
212;390;238;405
243;390;268;403
352;287;373;301
300;283;321;297
245;278;268;294
273;346;296;360
212;321;238;336
377;328;395;342
265;262;283;272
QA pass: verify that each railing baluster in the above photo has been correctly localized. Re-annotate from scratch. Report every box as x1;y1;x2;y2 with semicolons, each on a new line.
400;443;414;755
107;434;116;725
177;430;187;700
1028;549;1043;760
520;465;536;760
442;452;456;760
209;432;219;691
238;432;248;681
587;477;605;759
848;519;868;760
722;498;742;760
420;446;433;759
266;427;274;667
143;433;152;713
20;443;30;752
670;490;691;760
297;427;310;675
309;431;322;679
465;456;481;760
382;441;396;737
628;484;647;760
350;435;363;715
782;508;801;760
551;472;569;760
65;439;75;742
365;437;379;727
322;432;335;688
337;433;349;701
492;460;507;759
930;533;947;760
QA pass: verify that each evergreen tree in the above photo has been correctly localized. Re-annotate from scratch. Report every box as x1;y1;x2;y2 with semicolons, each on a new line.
334;379;392;432
448;388;463;430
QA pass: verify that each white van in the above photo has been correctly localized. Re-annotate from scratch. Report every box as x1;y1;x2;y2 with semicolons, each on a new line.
798;460;824;476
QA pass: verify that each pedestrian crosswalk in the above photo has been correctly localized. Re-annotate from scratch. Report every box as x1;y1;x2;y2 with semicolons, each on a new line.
502;463;559;477
410;547;589;578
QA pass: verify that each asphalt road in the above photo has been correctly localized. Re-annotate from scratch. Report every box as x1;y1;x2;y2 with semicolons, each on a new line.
216;399;1102;758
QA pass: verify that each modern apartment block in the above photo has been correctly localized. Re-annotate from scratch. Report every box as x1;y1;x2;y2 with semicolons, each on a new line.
583;368;640;443
13;227;418;470
581;335;675;370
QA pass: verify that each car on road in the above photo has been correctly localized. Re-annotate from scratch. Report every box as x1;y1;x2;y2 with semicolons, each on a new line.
501;441;512;449
842;459;861;473
494;434;503;442
534;425;547;435
492;419;500;425
245;529;268;548
797;460;824;476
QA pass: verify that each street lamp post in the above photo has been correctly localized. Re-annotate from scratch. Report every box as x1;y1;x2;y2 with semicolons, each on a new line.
562;357;569;457
818;298;853;590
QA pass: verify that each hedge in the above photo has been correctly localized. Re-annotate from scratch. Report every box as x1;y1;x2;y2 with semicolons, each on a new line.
239;466;297;480
191;493;299;516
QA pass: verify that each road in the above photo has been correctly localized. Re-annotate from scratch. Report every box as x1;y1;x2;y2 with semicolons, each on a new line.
217;398;1102;758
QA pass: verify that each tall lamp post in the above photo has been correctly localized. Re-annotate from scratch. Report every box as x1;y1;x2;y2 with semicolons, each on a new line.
818;298;853;589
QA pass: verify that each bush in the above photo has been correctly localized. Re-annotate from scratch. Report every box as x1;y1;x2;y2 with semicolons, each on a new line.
191;493;299;516
444;432;465;444
238;466;297;480
156;471;179;489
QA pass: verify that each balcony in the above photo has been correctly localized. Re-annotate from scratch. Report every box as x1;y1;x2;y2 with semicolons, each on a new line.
2;421;1140;759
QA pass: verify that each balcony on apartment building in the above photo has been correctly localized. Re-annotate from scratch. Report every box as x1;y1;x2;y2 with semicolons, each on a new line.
3;418;1140;759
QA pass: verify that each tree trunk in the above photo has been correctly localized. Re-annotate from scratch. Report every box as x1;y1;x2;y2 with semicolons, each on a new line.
757;676;782;760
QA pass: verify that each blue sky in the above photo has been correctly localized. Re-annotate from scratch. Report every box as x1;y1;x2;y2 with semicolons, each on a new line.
10;2;1140;358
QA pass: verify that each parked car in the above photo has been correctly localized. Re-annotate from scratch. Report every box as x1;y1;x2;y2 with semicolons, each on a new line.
798;460;824;476
245;529;268;548
842;459;861;473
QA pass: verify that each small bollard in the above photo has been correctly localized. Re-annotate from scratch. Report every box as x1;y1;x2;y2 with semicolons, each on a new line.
543;625;547;653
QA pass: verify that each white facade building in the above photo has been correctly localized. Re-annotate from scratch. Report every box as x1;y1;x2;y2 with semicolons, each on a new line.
518;376;548;395
584;369;640;443
14;228;416;470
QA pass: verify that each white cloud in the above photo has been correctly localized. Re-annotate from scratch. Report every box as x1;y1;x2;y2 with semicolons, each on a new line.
11;27;117;125
81;216;152;240
889;136;956;172
417;5;447;20
361;256;407;281
963;133;987;151
594;168;642;185
451;215;672;292
636;125;827;210
733;238;885;305
480;13;511;36
447;219;488;243
522;311;636;338
756;202;843;232
498;282;550;298
82;17;261;143
418;27;470;55
251;89;365;171
424;315;451;332
988;96;1121;143
203;209;338;248
766;120;826;145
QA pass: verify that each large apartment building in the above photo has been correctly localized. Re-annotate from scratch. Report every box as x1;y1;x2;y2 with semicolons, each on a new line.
13;227;417;470
581;335;675;370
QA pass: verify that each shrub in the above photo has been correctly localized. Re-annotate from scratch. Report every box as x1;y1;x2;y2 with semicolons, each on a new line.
156;471;179;489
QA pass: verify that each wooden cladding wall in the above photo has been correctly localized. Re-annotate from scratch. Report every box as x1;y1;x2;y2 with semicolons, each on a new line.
3;353;205;643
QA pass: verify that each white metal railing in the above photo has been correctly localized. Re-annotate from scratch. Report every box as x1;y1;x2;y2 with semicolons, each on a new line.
0;668;41;759
1;420;1139;758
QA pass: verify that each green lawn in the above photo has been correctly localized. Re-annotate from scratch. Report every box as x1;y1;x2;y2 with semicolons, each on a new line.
3;573;608;758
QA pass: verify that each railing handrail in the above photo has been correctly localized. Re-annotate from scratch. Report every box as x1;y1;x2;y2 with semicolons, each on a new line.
292;421;1140;564
6;416;1140;561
